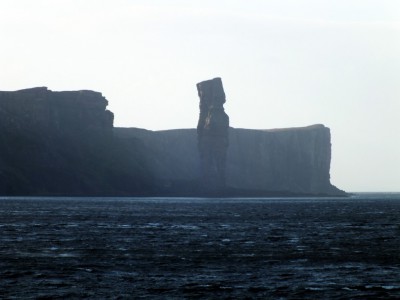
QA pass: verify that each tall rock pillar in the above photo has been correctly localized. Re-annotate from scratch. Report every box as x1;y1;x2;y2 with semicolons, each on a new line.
196;77;229;189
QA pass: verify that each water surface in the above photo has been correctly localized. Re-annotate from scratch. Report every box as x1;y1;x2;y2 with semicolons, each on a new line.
1;194;400;299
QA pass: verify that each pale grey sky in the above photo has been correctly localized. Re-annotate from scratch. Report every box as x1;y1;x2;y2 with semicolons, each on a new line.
0;0;399;192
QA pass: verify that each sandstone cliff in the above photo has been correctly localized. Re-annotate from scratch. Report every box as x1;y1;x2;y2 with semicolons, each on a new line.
0;87;113;135
227;125;337;195
0;87;345;196
114;125;345;196
0;88;152;195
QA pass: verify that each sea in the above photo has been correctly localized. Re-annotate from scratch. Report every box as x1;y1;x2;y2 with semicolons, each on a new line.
1;193;400;299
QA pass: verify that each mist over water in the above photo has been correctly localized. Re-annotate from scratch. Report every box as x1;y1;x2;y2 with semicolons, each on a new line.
1;194;400;298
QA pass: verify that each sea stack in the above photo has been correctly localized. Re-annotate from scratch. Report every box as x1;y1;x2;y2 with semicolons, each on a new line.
196;77;230;190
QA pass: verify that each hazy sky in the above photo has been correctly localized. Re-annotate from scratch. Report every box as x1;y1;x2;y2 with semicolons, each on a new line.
0;0;399;192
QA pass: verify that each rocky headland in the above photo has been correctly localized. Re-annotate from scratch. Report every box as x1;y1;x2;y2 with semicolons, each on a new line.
0;82;346;196
0;87;152;195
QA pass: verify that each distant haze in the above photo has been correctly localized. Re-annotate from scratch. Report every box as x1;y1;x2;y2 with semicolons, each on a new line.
0;0;399;192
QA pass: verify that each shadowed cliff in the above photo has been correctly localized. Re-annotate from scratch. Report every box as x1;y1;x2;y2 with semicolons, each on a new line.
0;88;153;196
115;126;345;196
0;87;345;196
227;125;338;195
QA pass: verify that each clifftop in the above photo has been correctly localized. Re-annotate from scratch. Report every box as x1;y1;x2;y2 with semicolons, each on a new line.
0;87;113;134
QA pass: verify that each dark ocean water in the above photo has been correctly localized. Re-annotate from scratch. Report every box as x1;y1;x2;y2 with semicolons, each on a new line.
1;194;400;299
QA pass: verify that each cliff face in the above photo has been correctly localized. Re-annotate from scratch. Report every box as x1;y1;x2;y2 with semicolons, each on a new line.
0;88;151;196
114;125;344;196
227;125;336;194
0;87;114;135
113;75;341;196
0;86;345;196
